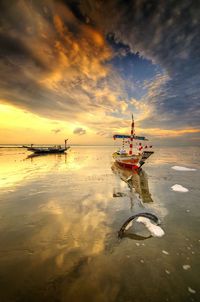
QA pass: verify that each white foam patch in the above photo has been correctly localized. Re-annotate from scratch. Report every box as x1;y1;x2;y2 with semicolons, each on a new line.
171;184;189;192
136;217;165;237
125;220;133;230
188;287;196;294
183;264;191;270
172;166;196;171
162;250;169;255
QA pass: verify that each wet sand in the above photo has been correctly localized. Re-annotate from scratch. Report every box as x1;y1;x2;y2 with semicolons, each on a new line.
0;146;199;302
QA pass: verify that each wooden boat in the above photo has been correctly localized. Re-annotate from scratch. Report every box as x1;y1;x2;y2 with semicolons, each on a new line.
113;115;153;169
25;139;70;154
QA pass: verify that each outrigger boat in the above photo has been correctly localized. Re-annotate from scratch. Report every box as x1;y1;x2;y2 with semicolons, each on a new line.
25;139;70;154
113;115;153;170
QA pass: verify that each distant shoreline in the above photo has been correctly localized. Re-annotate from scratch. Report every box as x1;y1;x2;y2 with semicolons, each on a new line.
0;144;199;148
0;145;115;148
0;146;24;148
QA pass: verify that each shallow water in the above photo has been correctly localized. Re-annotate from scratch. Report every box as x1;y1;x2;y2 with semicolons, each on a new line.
0;146;199;302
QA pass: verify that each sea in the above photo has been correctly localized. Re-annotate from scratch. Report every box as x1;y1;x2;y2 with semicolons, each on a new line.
0;145;199;302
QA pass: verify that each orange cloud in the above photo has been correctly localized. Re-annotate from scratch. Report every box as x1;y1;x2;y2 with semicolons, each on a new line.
39;10;113;92
140;127;200;137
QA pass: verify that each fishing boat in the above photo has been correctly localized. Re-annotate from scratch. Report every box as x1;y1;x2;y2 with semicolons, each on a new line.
113;115;153;169
25;139;70;154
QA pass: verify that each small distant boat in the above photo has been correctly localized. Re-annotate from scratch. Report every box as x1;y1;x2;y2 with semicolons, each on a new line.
25;139;70;154
113;115;153;170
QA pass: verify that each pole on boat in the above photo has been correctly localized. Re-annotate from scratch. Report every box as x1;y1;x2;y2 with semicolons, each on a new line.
129;114;134;155
65;139;68;149
122;138;125;150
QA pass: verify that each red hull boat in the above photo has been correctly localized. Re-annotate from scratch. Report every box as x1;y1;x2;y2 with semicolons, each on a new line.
113;115;153;169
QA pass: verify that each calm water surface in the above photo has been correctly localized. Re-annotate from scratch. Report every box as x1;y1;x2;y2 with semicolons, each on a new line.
0;146;199;302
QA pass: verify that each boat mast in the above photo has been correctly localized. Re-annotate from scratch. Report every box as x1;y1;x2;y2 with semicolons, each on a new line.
122;138;125;150
65;139;68;149
129;114;134;155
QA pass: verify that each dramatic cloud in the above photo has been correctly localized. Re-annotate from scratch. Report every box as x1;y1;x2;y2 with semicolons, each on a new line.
0;0;199;144
0;1;114;118
79;0;200;129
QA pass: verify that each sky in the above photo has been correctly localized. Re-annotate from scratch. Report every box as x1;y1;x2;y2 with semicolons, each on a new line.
0;0;200;145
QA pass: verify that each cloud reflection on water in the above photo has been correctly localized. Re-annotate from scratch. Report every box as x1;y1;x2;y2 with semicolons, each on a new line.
0;146;199;301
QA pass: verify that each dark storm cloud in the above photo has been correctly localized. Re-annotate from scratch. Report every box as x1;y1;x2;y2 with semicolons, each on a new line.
79;0;200;70
79;0;200;129
0;33;30;58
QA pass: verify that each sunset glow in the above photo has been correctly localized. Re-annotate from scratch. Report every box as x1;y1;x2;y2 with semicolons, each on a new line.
0;0;199;145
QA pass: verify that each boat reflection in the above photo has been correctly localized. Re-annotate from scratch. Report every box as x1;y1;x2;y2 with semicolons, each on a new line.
122;232;152;240
111;163;162;240
111;162;153;203
26;152;68;161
